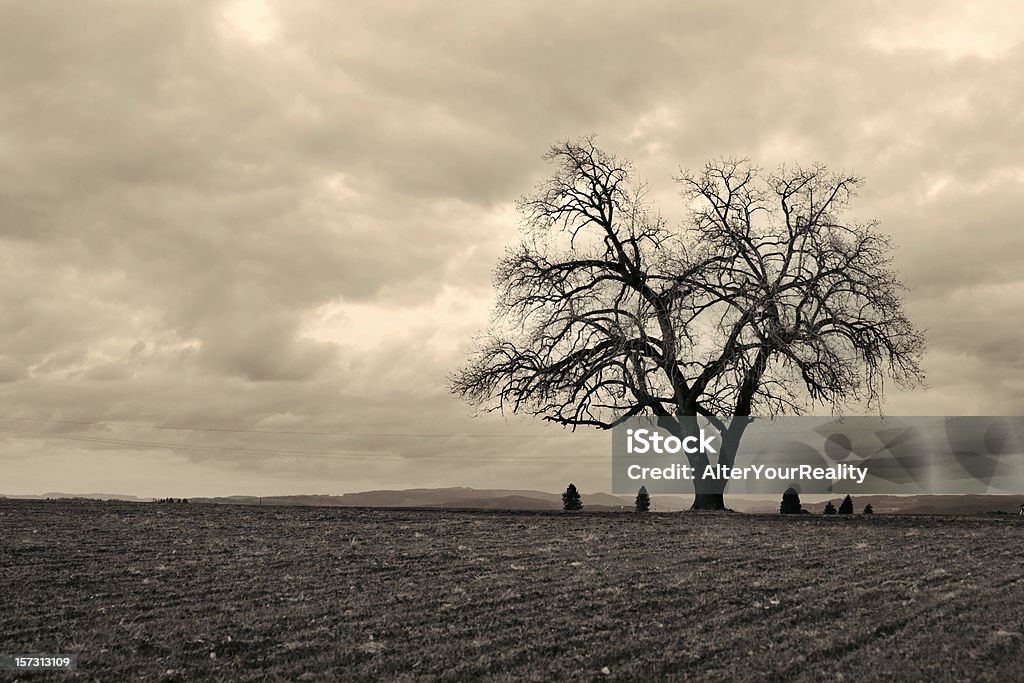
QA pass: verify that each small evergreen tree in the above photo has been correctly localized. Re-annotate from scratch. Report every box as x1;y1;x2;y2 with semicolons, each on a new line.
780;487;803;514
635;486;651;513
863;503;874;514
823;500;837;515
838;494;854;515
562;483;583;511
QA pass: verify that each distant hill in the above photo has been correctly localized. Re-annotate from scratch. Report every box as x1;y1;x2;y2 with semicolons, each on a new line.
815;494;1023;516
740;494;1024;515
186;487;634;510
430;495;560;510
0;492;154;502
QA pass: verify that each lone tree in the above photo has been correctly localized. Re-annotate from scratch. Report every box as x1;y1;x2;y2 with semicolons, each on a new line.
562;483;583;511
823;500;837;515
863;503;874;514
451;137;924;510
780;486;803;514
838;494;854;514
635;485;651;513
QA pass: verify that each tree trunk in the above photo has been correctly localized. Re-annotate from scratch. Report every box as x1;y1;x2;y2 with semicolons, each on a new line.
690;469;728;510
690;493;726;511
686;418;751;512
656;415;749;512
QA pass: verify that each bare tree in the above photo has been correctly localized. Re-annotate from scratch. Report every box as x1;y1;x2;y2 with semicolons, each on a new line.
450;137;924;510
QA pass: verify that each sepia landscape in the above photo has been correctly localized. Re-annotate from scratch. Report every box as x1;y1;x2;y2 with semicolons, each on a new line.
3;0;1024;680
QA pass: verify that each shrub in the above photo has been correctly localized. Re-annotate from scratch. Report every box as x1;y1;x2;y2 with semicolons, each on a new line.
863;503;874;514
562;483;583;511
838;495;854;515
823;500;837;515
780;487;803;514
635;486;651;513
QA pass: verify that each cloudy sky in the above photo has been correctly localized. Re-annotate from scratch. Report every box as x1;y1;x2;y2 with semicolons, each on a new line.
1;0;1023;497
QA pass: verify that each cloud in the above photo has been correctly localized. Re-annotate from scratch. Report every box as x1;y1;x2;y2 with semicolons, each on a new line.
0;0;1022;494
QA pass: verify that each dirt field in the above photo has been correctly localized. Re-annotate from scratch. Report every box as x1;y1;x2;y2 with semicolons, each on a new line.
1;500;1022;681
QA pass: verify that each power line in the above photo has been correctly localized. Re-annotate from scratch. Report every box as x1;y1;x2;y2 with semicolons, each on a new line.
0;415;608;439
0;427;610;461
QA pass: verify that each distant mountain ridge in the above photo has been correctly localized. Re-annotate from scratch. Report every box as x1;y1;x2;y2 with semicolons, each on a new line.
736;494;1024;515
0;492;155;502
187;487;634;510
810;494;1024;516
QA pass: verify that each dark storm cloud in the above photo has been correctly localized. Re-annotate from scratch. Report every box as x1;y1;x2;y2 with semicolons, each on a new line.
1;0;1022;494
